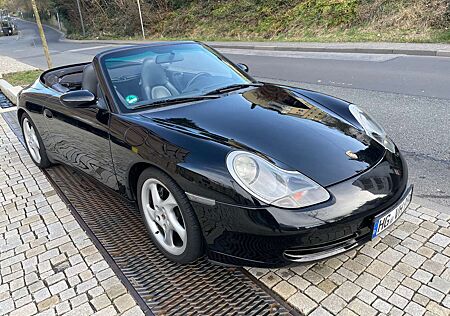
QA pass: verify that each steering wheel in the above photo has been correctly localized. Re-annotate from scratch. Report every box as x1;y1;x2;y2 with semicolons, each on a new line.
184;72;211;92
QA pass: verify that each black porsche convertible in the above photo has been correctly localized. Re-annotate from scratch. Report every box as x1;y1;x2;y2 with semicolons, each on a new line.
18;41;412;267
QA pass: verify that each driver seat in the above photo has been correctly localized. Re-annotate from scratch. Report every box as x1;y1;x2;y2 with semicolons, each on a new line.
141;59;179;100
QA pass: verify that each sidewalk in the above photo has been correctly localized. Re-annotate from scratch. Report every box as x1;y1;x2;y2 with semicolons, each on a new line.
0;116;143;315
207;41;450;57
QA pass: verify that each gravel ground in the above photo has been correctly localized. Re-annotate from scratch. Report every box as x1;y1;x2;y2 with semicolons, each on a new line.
0;56;36;76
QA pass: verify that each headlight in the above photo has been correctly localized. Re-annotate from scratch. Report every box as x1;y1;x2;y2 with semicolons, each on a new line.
226;151;330;208
349;104;395;153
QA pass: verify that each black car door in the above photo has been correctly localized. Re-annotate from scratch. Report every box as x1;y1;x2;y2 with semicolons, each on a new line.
43;88;118;190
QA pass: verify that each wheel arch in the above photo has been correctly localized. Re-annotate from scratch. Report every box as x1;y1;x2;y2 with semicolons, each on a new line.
128;161;169;201
17;108;26;124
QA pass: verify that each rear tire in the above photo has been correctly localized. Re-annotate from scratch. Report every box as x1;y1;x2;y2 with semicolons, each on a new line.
21;113;51;168
137;167;204;263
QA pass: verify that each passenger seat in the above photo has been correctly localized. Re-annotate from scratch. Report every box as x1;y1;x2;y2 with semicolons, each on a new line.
140;59;179;100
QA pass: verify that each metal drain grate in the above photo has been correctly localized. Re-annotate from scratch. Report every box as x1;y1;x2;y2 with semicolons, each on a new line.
2;110;295;315
47;165;294;316
0;93;14;109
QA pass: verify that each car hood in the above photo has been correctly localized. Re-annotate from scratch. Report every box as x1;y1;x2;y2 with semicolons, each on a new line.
140;84;386;187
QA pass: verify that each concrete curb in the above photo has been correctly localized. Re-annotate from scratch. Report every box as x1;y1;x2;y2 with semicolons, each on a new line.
59;38;450;57
437;50;450;57
209;44;446;56
0;79;21;106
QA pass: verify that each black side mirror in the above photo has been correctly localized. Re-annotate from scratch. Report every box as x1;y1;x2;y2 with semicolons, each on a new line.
60;90;96;108
237;63;249;73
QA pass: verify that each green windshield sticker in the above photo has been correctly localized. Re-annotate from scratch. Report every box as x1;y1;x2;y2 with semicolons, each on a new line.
126;95;139;104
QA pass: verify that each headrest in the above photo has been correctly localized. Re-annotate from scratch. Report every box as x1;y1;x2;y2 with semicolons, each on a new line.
141;58;168;86
81;64;98;97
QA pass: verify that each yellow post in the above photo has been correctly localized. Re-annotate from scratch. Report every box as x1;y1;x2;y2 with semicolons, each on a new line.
30;0;53;69
137;0;145;40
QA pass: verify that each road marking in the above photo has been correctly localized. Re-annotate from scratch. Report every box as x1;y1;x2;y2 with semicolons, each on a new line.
65;45;113;53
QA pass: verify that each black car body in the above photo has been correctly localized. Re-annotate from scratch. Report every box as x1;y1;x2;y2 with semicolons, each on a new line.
18;41;412;267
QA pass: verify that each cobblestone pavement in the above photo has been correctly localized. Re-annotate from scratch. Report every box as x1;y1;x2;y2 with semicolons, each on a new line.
248;206;450;315
0;117;144;315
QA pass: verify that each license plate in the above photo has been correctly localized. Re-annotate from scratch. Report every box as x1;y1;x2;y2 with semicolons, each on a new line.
372;187;412;239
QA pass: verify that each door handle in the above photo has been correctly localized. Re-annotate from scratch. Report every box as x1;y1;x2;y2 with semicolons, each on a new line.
43;109;53;119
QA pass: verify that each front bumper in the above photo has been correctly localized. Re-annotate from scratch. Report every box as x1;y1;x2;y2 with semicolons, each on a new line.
282;184;412;263
191;150;409;267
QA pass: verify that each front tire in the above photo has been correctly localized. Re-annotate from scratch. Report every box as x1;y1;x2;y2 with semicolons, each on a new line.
21;113;51;168
137;167;204;263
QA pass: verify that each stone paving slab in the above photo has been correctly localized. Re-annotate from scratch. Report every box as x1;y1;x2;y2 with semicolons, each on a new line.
248;204;450;315
0;116;144;315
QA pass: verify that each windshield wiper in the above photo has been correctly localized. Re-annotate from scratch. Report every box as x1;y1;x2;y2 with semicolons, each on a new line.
204;83;263;95
131;95;221;110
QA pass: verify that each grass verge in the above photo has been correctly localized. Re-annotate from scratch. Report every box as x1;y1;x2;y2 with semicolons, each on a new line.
3;70;42;87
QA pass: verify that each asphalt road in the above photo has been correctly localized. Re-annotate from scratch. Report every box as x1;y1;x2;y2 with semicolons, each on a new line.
3;19;450;209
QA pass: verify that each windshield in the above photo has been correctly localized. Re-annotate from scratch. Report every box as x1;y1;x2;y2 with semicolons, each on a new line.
100;43;254;112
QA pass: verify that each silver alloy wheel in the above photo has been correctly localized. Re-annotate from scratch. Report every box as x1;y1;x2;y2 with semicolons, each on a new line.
23;117;41;164
141;178;187;255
